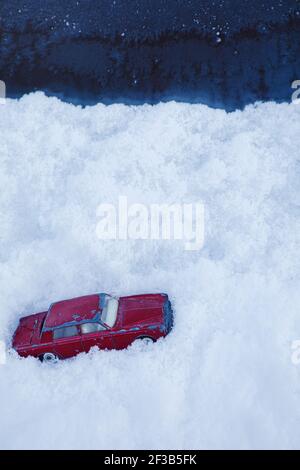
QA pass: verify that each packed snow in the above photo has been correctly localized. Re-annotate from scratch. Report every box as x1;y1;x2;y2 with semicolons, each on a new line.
0;93;300;449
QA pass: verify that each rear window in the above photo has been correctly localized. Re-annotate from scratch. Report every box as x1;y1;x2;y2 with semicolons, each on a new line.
101;297;119;328
53;325;78;340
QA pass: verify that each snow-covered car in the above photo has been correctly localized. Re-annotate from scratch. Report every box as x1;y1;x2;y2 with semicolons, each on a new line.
12;293;174;362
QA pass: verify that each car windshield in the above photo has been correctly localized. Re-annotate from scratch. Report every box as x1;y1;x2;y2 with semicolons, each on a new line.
101;297;118;328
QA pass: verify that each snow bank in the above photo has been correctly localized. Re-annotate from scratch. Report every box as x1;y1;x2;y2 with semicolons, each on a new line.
0;93;300;449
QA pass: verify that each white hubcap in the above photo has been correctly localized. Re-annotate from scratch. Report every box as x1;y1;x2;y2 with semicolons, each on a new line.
43;353;57;363
135;337;153;345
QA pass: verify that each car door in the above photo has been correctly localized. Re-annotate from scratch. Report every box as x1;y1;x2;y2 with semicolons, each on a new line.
80;322;115;352
111;327;142;350
53;325;83;359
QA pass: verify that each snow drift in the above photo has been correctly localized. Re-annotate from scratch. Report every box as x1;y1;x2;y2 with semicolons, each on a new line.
0;94;300;449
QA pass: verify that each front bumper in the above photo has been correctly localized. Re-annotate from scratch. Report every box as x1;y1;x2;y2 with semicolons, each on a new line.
163;297;174;334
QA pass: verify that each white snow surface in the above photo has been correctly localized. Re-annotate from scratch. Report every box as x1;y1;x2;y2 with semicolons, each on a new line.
0;93;300;449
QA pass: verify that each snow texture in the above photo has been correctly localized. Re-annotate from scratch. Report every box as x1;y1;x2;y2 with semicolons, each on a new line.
0;93;300;449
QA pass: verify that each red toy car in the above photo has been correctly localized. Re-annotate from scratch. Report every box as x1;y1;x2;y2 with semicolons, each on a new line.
12;293;173;362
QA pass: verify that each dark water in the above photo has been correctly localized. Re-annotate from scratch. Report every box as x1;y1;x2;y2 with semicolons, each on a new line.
1;1;300;110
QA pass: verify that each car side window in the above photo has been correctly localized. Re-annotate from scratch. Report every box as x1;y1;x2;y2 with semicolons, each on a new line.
53;325;79;340
81;323;106;335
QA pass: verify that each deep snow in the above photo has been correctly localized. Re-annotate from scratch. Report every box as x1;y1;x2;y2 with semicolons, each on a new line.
0;94;300;449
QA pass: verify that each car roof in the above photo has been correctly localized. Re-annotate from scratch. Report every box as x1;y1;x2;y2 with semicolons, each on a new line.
43;294;103;330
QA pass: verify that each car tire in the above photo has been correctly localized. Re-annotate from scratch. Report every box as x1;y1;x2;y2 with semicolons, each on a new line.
133;337;154;346
40;352;58;363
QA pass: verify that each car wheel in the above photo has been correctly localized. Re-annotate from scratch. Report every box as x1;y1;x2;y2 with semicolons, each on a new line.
41;352;58;363
133;337;154;346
